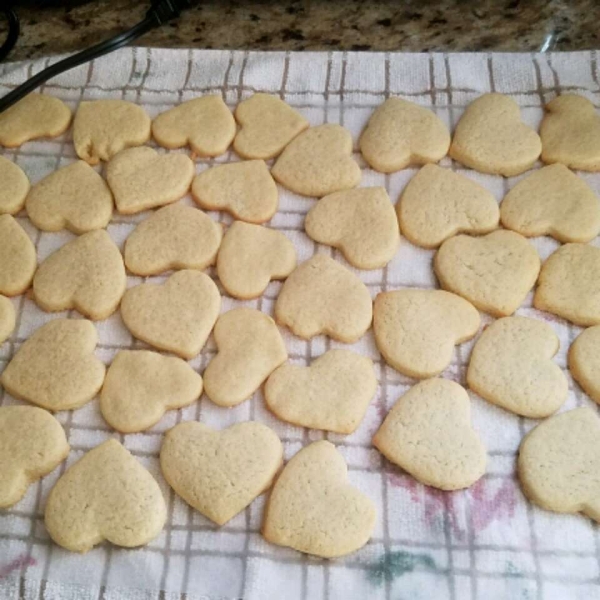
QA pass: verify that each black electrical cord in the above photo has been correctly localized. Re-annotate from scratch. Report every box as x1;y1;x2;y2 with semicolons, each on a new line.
0;0;194;114
0;7;20;63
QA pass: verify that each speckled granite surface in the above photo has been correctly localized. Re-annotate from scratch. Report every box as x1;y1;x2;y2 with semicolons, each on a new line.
1;0;598;61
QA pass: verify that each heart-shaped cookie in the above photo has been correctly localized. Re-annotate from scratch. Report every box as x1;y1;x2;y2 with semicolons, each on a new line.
275;254;373;343
25;160;113;233
374;289;480;379
305;187;400;269
467;316;568;418
0;93;71;147
106;146;195;215
120;270;220;359
152;95;235;157
398;164;500;248
191;160;278;223
234;93;309;160
73;99;151;165
0;295;15;344
374;378;486;490
160;421;283;525
0;156;29;215
265;349;377;434
262;440;376;558
124;203;222;276
518;407;600;522
100;350;203;433
0;406;69;508
450;93;542;176
500;164;600;243
45;439;166;552
203;307;287;407
216;221;296;299
271;124;361;197
360;98;450;173
1;318;106;411
534;243;600;326
540;95;600;171
0;214;36;296
434;230;540;317
33;229;126;320
569;326;600;405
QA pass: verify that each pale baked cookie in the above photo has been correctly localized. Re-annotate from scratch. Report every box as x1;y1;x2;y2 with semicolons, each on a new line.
374;378;486;490
124;203;222;276
216;221;296;299
467;316;567;418
33;230;126;320
540;95;600;171
0;406;69;509
360;98;450;173
0;93;71;147
0;214;36;296
73;99;151;165
100;350;203;433
275;254;373;343
191;160;278;223
1;319;105;411
121;270;220;359
374;289;480;379
569;326;600;405
45;439;166;553
398;164;499;249
263;440;376;558
264;349;377;434
434;230;540;317
0;295;15;344
450;93;542;176
534;243;600;326
234;93;309;160
152;95;235;157
203;307;287;407
271;124;361;197
106;146;194;215
0;156;29;215
26;160;113;234
160;421;283;525
518;407;600;522
305;187;399;269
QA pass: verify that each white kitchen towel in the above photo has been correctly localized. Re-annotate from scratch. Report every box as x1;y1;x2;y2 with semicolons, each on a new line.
1;48;600;600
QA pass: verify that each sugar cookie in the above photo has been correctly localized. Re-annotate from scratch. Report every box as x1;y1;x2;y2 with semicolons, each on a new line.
73;99;151;164
152;95;235;157
360;98;450;173
272;124;361;197
263;440;376;558
0;156;29;215
305;187;399;269
100;350;203;433
450;93;542;176
374;289;480;379
0;406;69;508
434;230;540;317
569;326;600;405
398;164;499;248
192;160;278;223
234;93;309;159
0;295;15;344
540;95;600;171
275;254;373;343
0;214;36;296
216;221;296;299
121;270;220;359
265;349;377;434
45;439;166;553
161;421;283;525
1;318;105;411
518;407;600;522
203;307;287;407
467;316;567;418
374;378;486;490
124;203;222;276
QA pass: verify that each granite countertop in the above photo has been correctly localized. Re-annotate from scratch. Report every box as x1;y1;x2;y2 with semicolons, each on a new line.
2;0;599;61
